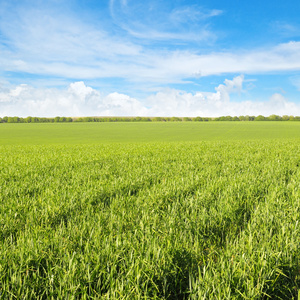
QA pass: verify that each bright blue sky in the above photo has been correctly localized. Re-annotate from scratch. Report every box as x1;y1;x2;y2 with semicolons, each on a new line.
0;0;300;117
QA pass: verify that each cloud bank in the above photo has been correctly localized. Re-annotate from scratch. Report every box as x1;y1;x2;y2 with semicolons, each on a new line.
1;76;300;117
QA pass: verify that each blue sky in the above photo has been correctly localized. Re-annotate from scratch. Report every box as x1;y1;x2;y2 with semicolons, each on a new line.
0;0;300;117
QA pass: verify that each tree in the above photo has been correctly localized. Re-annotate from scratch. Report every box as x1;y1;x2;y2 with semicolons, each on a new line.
153;117;162;122
193;116;203;121
171;117;181;122
244;115;255;121
268;114;281;121
31;117;39;123
255;115;265;121
39;117;45;123
183;117;192;122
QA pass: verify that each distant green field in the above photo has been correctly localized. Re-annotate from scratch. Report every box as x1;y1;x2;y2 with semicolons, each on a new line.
1;121;300;145
1;122;300;299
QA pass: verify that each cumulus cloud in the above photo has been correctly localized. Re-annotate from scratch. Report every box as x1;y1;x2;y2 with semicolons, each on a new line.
1;76;300;118
0;82;148;117
147;76;300;117
147;75;246;116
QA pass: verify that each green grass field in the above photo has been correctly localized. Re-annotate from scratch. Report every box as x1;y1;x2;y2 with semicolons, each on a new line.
0;122;300;299
1;121;300;145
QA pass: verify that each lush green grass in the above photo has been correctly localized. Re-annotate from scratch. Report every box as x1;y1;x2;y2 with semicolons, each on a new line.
1;121;300;145
0;123;300;299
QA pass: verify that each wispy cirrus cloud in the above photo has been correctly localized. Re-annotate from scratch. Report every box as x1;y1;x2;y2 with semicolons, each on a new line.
1;0;300;89
170;6;222;23
290;76;300;91
0;1;141;78
270;21;300;38
109;0;220;43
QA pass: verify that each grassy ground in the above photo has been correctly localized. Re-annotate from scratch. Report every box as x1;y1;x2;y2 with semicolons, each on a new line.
0;122;300;299
1;121;300;145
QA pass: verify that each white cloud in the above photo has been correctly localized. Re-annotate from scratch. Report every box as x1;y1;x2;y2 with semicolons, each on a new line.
99;93;148;116
68;81;96;98
290;76;300;91
153;41;300;81
0;1;142;79
1;76;300;118
1;1;300;88
146;76;300;117
271;21;300;38
0;81;148;117
170;6;222;23
109;0;219;42
147;75;245;116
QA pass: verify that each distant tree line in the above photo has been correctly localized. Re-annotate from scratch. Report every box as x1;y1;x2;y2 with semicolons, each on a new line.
1;115;300;123
0;116;73;123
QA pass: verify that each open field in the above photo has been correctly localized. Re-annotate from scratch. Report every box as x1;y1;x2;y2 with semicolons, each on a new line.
1;121;300;145
1;122;300;299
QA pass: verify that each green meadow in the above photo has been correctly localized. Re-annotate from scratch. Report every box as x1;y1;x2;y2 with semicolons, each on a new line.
0;122;300;299
1;121;300;145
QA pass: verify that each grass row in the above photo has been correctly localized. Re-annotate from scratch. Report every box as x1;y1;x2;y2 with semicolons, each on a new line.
0;140;300;298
